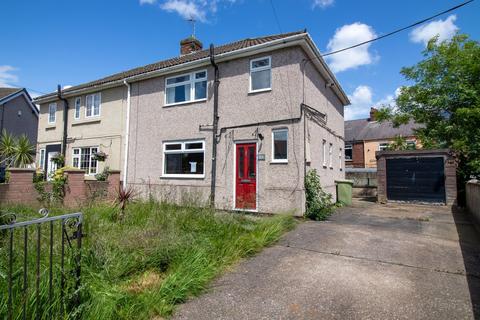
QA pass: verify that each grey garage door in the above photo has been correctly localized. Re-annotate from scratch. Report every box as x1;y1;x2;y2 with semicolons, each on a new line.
386;157;446;203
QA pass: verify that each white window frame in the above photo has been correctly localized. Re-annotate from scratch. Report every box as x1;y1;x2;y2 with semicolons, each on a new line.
378;142;389;151
39;149;46;169
74;97;81;120
162;140;205;178
164;70;208;107
339;147;343;171
48;103;56;124
329;143;333;168
271;128;288;163
322;140;327;167
345;144;353;161
85;92;101;118
249;56;271;93
72;146;99;175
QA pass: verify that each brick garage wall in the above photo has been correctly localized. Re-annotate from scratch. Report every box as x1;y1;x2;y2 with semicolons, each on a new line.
0;168;121;207
376;149;457;205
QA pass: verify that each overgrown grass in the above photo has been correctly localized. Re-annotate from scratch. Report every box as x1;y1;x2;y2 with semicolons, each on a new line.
0;201;295;319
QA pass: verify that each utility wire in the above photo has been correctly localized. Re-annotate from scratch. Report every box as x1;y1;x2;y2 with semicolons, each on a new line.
320;0;474;57
269;0;283;34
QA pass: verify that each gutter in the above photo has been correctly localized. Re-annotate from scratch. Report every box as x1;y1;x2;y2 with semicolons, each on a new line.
57;85;69;157
122;80;131;188
209;44;220;208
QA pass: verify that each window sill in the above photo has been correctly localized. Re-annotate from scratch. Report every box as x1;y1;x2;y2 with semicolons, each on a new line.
271;160;288;164
248;88;272;95
72;118;101;126
45;124;56;129
161;174;205;179
164;98;207;108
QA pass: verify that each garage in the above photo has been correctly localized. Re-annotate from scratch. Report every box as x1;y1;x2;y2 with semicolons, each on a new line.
377;149;457;205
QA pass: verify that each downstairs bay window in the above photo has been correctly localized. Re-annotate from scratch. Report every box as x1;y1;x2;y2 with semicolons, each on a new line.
163;140;205;178
72;147;98;175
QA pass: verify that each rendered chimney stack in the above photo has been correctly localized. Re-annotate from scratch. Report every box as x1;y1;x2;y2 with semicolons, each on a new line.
180;36;203;55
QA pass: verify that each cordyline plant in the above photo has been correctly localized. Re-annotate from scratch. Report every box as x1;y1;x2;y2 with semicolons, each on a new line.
114;185;137;221
0;130;35;167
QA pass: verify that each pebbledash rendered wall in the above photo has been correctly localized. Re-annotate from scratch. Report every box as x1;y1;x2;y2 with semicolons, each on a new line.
0;168;121;207
126;46;345;215
376;149;457;205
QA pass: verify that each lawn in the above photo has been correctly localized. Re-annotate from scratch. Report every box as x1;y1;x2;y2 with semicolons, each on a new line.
0;201;295;319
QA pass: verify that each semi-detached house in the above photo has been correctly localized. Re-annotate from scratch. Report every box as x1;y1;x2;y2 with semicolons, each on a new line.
34;30;350;215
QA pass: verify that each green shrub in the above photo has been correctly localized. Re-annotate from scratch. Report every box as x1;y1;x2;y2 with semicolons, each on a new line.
304;169;334;221
95;166;110;181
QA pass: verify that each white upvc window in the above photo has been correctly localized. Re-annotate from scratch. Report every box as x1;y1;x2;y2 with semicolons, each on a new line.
339;147;343;171
345;144;353;161
378;142;389;151
74;97;81;120
72;147;99;175
86;92;101;117
329;143;333;168
272;128;288;163
322;140;327;167
162;140;205;178
165;70;207;106
39;149;46;169
250;56;271;92
48;103;56;124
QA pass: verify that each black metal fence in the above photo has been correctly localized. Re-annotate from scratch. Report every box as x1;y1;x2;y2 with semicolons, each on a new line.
0;210;83;320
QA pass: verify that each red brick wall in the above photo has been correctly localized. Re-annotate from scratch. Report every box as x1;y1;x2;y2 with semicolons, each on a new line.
0;168;121;207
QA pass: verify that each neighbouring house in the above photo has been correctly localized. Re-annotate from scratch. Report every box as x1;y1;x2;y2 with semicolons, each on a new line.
0;88;38;180
34;30;349;214
344;107;421;169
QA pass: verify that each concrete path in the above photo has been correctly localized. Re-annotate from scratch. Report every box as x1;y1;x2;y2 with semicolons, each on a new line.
173;200;480;319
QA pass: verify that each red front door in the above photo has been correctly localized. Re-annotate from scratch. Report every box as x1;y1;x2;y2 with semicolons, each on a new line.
235;143;257;210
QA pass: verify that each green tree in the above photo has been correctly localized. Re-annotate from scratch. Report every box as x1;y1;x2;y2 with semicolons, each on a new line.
377;34;480;201
0;130;36;168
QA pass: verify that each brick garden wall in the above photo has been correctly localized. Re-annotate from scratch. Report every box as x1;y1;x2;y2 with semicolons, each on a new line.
0;168;121;207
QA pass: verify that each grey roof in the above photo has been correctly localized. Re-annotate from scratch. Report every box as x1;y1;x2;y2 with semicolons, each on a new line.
0;87;22;101
345;118;421;142
34;30;306;101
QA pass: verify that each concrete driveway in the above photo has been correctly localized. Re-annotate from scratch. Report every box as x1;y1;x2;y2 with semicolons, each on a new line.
173;200;480;319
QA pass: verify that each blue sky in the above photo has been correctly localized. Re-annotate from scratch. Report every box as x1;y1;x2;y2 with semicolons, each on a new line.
1;0;478;119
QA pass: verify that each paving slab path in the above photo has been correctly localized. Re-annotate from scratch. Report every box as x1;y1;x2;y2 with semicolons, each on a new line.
173;200;480;320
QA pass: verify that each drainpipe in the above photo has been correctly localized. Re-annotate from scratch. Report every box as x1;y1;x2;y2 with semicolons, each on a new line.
57;85;69;158
122;80;131;188
209;44;220;208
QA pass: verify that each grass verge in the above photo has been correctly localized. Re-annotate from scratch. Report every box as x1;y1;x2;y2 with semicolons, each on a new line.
0;201;295;319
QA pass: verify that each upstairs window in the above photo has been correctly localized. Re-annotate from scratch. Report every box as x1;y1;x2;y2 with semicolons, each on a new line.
250;56;271;92
345;144;353;161
322;140;327;166
272;128;288;163
329;143;333;168
165;70;207;106
72;147;98;175
86;93;101;117
163;140;205;177
74;97;81;119
48;103;56;124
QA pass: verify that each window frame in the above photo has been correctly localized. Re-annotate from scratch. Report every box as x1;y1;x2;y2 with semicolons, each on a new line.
378;142;389;151
164;70;208;107
345;144;353;161
329;143;333;168
39;149;46;170
48;103;56;124
74;97;81;120
249;56;272;93
162;140;206;178
71;146;99;175
339;147;343;171
322;140;327;167
85;92;101;118
271;128;288;163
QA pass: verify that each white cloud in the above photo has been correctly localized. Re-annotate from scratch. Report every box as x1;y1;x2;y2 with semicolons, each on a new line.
140;0;157;4
410;15;458;46
312;0;334;9
0;65;18;87
345;86;402;120
326;23;377;73
160;0;206;22
345;85;373;120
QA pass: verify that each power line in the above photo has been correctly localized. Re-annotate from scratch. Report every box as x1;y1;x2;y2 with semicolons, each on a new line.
3;83;48;95
320;0;474;57
269;0;283;34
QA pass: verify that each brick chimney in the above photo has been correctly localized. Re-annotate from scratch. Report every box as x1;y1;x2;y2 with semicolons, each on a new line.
369;107;378;121
180;36;203;55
